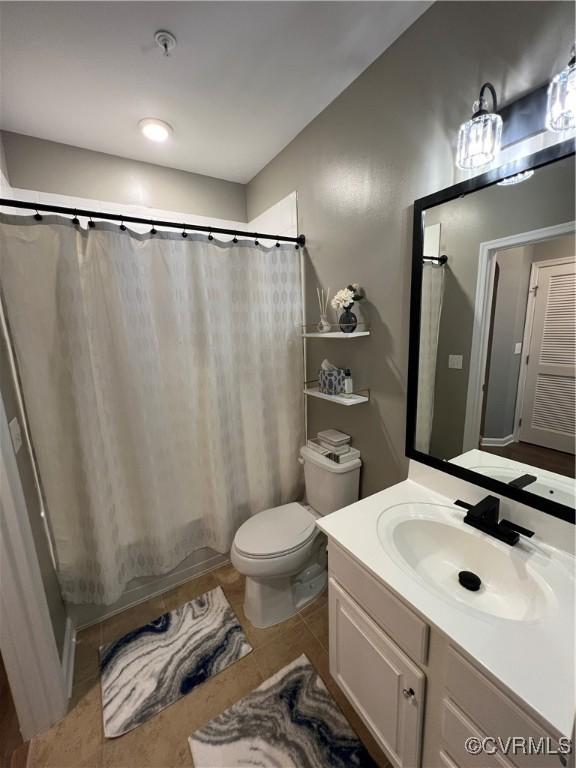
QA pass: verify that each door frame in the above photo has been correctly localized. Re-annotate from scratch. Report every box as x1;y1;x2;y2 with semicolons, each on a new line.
515;255;576;444
462;221;575;453
0;393;68;740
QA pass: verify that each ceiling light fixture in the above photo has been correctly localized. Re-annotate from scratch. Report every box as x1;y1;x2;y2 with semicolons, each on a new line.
456;82;502;170
139;118;173;143
546;44;576;133
497;170;534;186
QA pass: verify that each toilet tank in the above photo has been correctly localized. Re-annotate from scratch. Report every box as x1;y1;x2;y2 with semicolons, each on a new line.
300;446;361;516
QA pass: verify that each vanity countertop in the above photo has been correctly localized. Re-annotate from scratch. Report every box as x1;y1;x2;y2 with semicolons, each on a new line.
316;478;575;738
450;449;576;509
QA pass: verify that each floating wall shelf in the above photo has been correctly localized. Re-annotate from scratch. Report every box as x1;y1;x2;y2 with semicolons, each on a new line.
302;331;370;339
304;387;369;406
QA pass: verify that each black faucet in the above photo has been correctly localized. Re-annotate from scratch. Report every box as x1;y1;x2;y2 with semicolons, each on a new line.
508;473;537;490
454;495;535;546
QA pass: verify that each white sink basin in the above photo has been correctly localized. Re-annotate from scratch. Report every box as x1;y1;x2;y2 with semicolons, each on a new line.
465;465;575;508
378;503;556;622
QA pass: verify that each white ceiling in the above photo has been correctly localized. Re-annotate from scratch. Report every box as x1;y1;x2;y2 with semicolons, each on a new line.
0;2;430;183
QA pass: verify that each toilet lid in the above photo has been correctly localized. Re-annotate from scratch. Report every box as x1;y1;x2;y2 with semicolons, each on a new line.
235;502;317;558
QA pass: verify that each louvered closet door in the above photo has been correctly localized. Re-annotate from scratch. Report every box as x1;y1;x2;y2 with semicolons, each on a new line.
520;259;576;453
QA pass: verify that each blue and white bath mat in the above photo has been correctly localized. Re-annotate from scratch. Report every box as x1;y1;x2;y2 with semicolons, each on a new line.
100;586;252;737
189;654;378;768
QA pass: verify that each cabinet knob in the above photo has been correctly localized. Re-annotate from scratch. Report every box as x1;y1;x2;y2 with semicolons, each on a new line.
402;687;415;699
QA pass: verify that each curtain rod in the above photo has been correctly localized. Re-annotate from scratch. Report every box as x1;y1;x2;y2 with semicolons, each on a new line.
0;198;306;247
422;255;448;264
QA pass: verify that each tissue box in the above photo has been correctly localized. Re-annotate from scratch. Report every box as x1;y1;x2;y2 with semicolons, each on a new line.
318;368;346;395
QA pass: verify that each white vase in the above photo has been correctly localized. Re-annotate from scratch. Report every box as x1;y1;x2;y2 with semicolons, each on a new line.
317;315;331;333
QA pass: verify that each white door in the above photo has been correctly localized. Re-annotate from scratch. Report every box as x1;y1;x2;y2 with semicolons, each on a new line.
520;259;576;453
329;578;425;768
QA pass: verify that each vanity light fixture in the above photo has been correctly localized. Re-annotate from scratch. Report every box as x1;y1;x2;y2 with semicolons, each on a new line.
139;118;173;143
496;170;534;186
546;44;576;133
456;82;502;170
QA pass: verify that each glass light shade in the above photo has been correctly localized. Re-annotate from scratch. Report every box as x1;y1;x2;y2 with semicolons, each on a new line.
456;112;503;170
546;60;576;132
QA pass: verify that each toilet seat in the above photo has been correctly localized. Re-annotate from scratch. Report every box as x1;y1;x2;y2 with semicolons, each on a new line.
234;502;317;559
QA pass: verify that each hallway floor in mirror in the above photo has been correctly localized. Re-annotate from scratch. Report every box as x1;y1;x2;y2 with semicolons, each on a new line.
26;564;391;767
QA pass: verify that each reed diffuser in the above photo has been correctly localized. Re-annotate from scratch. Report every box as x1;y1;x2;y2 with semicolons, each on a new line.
316;287;331;333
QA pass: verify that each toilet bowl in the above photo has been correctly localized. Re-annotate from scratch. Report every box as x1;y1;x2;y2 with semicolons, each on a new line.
231;446;361;628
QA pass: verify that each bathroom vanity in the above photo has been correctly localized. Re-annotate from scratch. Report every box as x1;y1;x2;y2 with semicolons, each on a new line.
316;141;575;768
317;475;574;768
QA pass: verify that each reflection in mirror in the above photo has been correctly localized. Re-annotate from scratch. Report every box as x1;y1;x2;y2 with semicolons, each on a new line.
415;155;575;510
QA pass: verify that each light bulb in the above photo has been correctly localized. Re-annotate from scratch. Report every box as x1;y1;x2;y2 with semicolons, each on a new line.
497;170;534;186
139;118;173;143
546;46;576;133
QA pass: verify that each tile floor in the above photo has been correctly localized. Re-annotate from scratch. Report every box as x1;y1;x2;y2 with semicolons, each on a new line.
27;565;390;768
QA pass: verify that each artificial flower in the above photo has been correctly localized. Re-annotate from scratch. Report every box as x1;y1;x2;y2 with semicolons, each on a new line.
331;287;355;310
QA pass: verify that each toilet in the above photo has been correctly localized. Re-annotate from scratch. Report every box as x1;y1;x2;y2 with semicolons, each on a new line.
231;445;361;628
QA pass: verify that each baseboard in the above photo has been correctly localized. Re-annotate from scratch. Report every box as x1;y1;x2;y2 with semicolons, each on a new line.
480;434;515;447
60;617;76;700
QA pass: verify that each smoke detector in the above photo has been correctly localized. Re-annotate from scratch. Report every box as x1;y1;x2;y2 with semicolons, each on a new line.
154;30;177;57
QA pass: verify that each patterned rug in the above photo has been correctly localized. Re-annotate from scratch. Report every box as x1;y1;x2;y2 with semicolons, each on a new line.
189;654;377;768
100;586;252;738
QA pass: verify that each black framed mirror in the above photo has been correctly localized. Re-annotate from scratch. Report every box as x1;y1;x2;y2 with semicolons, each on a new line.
407;140;575;523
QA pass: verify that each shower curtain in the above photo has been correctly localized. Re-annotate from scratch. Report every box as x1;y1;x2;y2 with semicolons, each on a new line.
0;218;304;604
415;263;445;453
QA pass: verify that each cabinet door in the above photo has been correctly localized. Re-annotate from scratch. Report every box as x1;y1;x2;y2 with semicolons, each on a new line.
329;578;425;768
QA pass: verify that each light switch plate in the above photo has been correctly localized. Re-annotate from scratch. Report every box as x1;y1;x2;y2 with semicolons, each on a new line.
9;417;22;454
514;342;522;355
448;354;463;370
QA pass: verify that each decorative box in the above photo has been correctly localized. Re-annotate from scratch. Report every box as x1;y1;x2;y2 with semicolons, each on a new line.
318;368;346;395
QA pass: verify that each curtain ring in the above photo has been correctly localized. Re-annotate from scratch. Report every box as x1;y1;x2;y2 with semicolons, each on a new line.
150;223;157;235
181;225;188;238
295;243;299;250
255;235;260;246
233;234;238;244
119;219;127;231
34;209;42;221
72;210;80;226
88;216;95;228
275;241;280;248
208;231;214;241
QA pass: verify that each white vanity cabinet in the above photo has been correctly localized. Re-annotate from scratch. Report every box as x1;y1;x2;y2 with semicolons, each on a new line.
327;541;571;768
329;578;425;767
329;542;427;768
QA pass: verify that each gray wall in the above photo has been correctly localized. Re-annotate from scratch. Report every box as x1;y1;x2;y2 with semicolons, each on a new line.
1;131;247;221
532;232;576;263
0;135;8;184
0;330;68;655
483;234;576;440
483;245;535;440
246;1;574;497
426;158;574;458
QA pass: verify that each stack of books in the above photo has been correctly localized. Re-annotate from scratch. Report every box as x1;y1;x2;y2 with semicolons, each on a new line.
306;429;361;464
